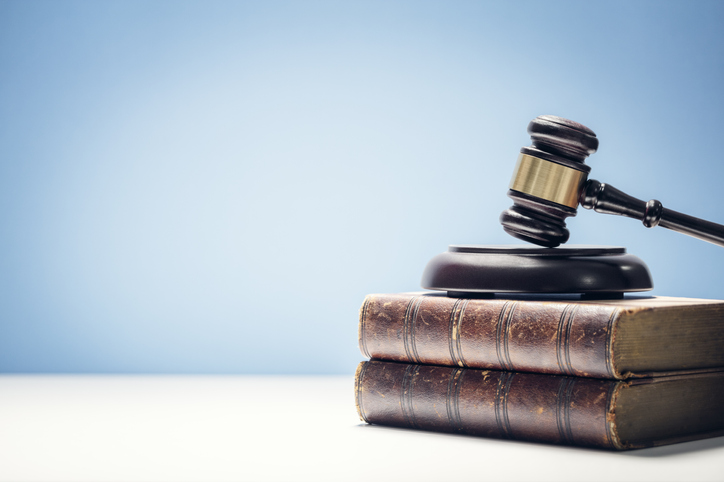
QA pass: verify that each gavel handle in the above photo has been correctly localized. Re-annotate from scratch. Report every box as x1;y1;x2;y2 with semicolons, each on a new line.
580;180;724;247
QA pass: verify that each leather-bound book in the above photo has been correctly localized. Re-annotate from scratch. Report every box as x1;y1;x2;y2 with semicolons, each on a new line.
355;360;724;450
358;293;724;379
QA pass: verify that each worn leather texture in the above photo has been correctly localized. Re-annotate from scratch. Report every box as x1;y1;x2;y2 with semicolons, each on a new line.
359;292;622;378
358;293;724;379
355;360;724;450
355;360;619;449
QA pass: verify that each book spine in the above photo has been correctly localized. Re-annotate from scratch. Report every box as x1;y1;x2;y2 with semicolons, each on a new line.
359;293;622;379
355;360;621;449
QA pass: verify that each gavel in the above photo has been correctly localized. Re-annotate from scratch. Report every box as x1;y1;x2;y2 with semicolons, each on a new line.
499;115;724;248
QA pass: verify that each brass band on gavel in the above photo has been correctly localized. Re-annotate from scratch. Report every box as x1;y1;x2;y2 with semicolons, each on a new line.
509;154;588;209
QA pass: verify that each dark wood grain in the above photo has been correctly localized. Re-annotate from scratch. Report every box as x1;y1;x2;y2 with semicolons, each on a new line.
420;245;652;296
580;180;724;247
500;115;597;248
500;115;724;247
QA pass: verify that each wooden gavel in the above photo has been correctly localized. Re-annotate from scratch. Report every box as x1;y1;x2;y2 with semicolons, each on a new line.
500;115;724;248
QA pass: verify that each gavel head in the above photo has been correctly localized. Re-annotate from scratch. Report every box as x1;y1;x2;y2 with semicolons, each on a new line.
499;115;599;247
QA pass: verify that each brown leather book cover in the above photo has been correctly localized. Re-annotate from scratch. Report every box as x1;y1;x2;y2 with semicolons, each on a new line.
355;360;724;450
358;292;724;379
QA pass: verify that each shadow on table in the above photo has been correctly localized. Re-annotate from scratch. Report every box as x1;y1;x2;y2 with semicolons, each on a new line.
623;436;724;457
355;423;724;457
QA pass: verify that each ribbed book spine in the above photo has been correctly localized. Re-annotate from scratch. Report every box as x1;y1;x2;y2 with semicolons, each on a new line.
359;293;621;379
355;360;621;449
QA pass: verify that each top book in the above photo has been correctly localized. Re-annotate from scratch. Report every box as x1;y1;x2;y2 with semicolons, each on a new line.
358;292;724;380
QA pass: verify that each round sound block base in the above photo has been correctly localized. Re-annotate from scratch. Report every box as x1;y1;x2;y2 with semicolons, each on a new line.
421;245;653;297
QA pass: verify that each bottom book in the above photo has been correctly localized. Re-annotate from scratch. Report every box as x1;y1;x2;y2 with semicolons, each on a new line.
354;360;724;450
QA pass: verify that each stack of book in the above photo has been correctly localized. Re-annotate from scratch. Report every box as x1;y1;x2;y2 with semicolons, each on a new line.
355;292;724;449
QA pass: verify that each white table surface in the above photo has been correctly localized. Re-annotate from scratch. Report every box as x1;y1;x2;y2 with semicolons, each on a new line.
1;375;723;482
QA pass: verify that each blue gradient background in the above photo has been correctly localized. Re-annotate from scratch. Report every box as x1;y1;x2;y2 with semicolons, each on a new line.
1;1;723;374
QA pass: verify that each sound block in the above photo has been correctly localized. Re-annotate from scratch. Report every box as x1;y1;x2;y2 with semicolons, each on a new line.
421;245;653;299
